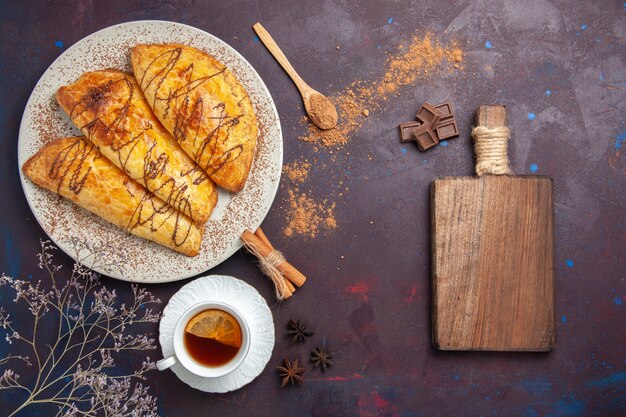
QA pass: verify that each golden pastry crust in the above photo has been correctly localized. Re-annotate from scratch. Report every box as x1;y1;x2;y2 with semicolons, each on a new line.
23;137;203;256
56;69;218;224
131;44;258;192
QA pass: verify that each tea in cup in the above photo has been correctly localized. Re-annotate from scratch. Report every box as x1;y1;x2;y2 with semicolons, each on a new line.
157;301;250;378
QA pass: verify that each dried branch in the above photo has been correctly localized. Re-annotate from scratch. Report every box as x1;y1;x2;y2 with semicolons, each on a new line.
0;240;161;417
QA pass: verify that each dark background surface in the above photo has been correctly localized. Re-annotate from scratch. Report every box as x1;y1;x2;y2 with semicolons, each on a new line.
1;1;624;416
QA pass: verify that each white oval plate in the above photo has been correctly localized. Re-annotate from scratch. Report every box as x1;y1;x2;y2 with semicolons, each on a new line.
159;275;275;393
18;21;282;283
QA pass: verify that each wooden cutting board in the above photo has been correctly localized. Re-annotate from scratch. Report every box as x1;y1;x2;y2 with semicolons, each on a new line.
431;105;555;351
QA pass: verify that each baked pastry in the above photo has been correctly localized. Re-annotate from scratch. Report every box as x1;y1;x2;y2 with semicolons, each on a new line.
56;69;217;224
131;44;258;192
23;136;203;256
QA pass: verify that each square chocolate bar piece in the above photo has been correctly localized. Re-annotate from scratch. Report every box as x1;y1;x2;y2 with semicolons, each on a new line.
434;102;454;120
416;102;441;128
399;121;423;143
435;119;459;140
412;124;439;151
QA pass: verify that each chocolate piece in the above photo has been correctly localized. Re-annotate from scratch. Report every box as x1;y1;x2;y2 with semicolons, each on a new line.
434;102;454;121
412;124;439;151
416;102;441;128
399;121;422;143
435;119;459;140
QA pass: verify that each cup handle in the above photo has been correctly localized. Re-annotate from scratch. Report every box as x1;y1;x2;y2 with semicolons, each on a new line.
157;355;177;371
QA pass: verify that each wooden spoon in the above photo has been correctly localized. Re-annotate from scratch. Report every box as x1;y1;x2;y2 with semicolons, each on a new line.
253;22;338;130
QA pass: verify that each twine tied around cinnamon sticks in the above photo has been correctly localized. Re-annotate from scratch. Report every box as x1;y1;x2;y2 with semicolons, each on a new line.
241;228;306;300
471;126;511;176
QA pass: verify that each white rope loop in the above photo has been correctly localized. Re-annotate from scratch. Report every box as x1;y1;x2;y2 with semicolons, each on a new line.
471;126;511;176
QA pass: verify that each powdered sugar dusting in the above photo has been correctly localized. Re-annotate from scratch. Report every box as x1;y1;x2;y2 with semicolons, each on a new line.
18;21;282;282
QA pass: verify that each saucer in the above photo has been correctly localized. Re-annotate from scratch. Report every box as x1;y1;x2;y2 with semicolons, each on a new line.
159;275;275;393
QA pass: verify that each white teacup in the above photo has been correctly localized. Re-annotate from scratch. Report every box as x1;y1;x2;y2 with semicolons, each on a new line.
157;301;251;378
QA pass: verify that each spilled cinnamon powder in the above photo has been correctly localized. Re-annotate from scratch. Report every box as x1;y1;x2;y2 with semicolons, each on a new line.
282;160;311;184
299;33;463;148
451;48;463;62
283;190;336;238
282;33;464;238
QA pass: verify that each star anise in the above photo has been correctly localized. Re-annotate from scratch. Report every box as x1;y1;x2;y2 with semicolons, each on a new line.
287;319;313;344
310;346;333;371
277;357;306;387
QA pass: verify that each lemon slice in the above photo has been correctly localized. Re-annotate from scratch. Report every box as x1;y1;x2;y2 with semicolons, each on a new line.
185;309;242;348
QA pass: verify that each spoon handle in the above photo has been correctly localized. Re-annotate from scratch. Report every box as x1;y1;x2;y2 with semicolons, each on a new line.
253;23;308;94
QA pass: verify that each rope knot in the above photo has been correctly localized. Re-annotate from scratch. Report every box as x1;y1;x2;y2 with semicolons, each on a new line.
242;240;290;300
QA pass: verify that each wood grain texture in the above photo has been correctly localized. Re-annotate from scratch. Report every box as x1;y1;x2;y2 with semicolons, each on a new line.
432;105;555;351
476;104;506;128
431;175;555;351
253;22;307;92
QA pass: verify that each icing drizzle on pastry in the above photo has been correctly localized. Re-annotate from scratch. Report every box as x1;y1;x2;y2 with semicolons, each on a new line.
48;137;195;248
67;72;208;224
137;47;246;176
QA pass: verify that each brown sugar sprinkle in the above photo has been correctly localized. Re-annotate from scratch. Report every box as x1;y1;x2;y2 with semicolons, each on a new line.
282;160;311;184
283;190;336;238
298;33;463;148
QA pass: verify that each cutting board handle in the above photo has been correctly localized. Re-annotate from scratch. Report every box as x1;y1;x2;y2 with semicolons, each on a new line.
471;105;511;176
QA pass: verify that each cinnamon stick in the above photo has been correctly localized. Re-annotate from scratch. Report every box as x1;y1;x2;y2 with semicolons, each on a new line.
241;229;293;299
241;230;307;287
255;228;296;292
254;227;273;249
